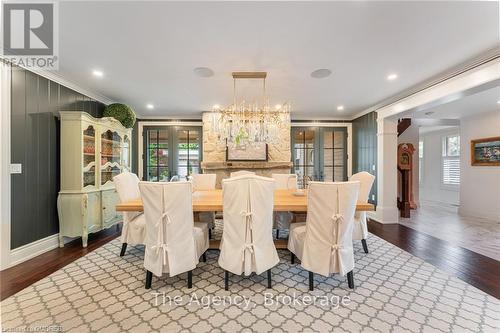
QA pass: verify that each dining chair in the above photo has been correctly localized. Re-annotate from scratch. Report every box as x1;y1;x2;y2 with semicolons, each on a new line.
230;170;255;178
192;173;217;190
139;181;209;289
192;173;217;238
271;173;298;239
113;172;145;256
219;174;279;290
288;181;360;291
349;172;375;253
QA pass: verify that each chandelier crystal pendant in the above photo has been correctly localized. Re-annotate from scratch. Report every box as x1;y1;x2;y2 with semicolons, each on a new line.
211;72;290;147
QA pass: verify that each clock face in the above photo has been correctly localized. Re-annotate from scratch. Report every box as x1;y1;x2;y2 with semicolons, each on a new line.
401;153;409;165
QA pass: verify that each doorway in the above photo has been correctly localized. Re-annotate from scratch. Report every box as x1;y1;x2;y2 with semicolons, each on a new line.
291;127;348;185
142;126;202;181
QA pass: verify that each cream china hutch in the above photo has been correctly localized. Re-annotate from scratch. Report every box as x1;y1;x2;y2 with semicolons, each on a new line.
57;111;132;247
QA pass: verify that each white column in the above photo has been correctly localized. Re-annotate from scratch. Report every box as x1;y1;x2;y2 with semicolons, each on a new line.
372;117;399;224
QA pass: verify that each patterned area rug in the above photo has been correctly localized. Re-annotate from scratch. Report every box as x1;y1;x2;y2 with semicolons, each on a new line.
1;233;499;333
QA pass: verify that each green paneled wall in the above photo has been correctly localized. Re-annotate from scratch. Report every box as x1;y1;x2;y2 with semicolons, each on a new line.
10;66;106;249
352;112;378;204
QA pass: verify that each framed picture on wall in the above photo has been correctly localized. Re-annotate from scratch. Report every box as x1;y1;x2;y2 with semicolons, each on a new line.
226;142;268;161
471;137;500;166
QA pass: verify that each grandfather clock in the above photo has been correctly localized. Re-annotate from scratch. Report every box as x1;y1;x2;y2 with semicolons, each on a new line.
397;143;416;218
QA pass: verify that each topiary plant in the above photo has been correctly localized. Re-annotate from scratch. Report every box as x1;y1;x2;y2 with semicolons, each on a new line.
103;103;136;128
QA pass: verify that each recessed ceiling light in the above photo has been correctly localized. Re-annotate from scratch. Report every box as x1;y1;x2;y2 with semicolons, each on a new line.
337;105;344;111
387;73;398;81
146;104;154;109
497;100;500;104
193;67;214;78
310;69;332;79
92;70;103;77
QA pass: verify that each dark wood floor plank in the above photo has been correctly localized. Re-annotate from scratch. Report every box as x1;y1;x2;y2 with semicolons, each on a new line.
0;225;121;301
368;220;500;299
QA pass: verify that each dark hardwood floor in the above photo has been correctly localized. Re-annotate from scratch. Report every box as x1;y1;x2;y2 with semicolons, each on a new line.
0;225;121;301
368;220;500;299
1;221;499;301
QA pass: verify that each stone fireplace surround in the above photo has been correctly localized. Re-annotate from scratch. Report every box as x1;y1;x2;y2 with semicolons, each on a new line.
202;112;292;187
201;161;293;188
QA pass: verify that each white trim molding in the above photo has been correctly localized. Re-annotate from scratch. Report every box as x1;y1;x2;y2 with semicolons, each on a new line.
373;53;500;225
0;57;114;105
8;235;60;269
377;55;500;120
0;60;12;270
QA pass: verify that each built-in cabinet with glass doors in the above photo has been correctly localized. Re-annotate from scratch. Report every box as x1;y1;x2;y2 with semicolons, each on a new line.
291;127;347;187
58;112;132;247
143;126;202;181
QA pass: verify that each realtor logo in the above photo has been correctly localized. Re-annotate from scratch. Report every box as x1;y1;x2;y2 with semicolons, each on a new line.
2;1;58;68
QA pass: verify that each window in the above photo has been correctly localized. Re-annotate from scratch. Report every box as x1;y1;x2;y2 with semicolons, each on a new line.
442;135;460;186
419;140;423;184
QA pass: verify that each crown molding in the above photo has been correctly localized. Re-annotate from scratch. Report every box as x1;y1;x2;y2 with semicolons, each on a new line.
355;46;500;120
0;57;114;105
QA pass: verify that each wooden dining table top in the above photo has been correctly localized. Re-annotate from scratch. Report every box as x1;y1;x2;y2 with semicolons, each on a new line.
115;189;375;212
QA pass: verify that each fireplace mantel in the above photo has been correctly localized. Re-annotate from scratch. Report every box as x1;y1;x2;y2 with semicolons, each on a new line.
201;161;293;187
201;161;293;170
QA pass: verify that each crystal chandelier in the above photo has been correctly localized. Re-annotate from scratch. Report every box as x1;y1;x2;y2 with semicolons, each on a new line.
210;72;290;147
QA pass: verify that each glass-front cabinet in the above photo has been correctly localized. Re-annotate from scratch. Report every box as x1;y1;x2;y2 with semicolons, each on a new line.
83;125;96;188
58;112;132;248
100;130;122;186
123;135;131;172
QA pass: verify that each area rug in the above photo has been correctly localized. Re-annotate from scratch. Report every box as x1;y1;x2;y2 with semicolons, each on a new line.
1;234;499;332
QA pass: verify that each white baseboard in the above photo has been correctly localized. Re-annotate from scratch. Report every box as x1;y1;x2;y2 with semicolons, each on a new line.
458;207;500;223
2;234;60;270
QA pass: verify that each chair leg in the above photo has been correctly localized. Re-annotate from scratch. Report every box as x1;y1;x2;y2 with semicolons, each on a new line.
224;270;229;291
202;252;207;262
309;271;314;291
145;270;153;289
187;270;193;289
361;239;369;254
267;269;272;289
347;270;354;289
291;252;295;264
208;228;212;239
276;229;280;239
120;243;127;256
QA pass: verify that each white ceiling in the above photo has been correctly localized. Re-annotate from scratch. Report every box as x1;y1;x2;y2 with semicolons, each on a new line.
57;1;499;119
413;85;500;120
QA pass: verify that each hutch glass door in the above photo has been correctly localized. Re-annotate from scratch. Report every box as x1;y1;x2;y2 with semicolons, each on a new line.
100;130;122;185
83;125;96;188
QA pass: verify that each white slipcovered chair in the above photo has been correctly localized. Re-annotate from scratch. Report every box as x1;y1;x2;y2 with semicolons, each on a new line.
192;173;217;190
219;175;279;290
230;170;255;178
113;172;146;256
139;181;209;289
192;174;217;238
349;172;375;253
271;173;298;239
288;181;360;290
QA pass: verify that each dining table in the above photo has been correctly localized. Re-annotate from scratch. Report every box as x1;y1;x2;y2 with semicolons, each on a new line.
115;189;375;249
